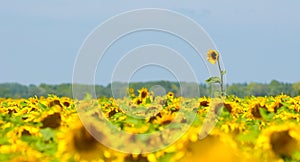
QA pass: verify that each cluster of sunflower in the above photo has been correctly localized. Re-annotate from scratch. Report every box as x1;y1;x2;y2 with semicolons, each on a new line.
1;91;300;161
199;95;300;161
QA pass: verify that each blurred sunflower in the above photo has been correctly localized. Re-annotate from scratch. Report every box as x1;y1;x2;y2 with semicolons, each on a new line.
207;49;219;65
133;98;143;105
129;88;152;106
124;124;149;134
199;96;210;107
127;87;136;99
180;134;247;162
223;101;244;117
9;125;40;138
152;111;176;125
245;99;268;119
255;123;300;161
60;97;73;108
56;119;109;161
167;92;174;100
1;140;47;162
33;103;62;129
266;99;283;113
138;87;149;100
220;120;246;134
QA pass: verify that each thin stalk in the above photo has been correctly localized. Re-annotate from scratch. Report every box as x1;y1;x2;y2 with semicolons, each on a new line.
217;58;224;96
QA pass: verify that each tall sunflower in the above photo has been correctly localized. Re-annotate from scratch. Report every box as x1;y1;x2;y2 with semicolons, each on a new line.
207;49;219;65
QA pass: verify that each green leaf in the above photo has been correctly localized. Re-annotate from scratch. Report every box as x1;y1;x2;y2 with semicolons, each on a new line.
129;106;147;116
259;108;274;121
38;102;47;110
0;153;14;162
113;112;124;119
1;101;8;107
34;140;57;155
191;115;202;127
20;134;38;143
166;99;173;106
236;130;260;144
206;77;221;84
0;137;10;145
10;116;24;126
293;151;300;161
21;131;57;156
31;122;43;127
19;101;27;108
221;70;226;75
276;106;289;114
125;116;145;126
40;128;56;141
220;109;231;118
147;123;160;132
158;153;175;162
0;126;15;135
170;107;177;111
146;98;152;104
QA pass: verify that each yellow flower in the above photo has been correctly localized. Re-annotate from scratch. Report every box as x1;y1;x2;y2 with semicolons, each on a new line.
56;119;108;161
60;97;72;108
255;123;300;161
127;87;136;99
152;111;176;125
180;134;247;162
223;101;243;117
138;87;149;100
34;100;63;129
199;96;210;107
124;125;149;134
133;98;143;105
147;153;157;162
207;49;219;64
130;88;151;105
167;92;174;100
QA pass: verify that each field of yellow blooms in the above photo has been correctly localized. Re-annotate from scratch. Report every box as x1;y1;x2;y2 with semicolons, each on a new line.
1;88;300;162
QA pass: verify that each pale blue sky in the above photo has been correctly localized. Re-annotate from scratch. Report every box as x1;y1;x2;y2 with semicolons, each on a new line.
1;1;299;85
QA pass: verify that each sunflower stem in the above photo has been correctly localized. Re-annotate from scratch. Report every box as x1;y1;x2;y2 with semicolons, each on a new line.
217;58;224;96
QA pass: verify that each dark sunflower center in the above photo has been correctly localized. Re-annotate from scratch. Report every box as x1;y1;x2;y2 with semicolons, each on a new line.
136;99;143;105
41;112;61;128
270;130;297;157
141;91;147;98
211;52;217;60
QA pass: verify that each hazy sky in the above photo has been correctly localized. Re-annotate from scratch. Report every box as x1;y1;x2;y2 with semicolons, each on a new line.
1;1;299;85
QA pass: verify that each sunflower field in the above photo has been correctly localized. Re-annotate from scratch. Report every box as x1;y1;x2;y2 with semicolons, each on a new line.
1;88;300;162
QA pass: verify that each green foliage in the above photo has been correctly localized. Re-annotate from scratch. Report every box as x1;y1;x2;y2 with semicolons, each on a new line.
221;70;227;75
206;77;221;84
258;108;274;121
0;80;299;98
40;128;56;141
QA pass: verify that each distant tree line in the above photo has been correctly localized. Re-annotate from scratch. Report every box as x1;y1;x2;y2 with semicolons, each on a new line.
0;80;299;98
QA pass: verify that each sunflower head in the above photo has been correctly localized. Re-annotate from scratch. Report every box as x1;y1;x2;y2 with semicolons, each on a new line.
270;130;298;157
152;111;175;125
129;88;134;94
207;49;219;65
138;87;149;99
167;92;174;99
127;88;135;98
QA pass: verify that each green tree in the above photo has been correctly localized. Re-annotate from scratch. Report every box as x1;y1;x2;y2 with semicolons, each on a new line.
247;82;269;96
227;83;247;97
